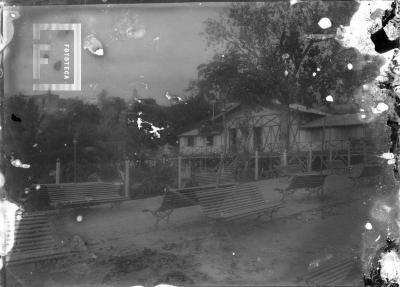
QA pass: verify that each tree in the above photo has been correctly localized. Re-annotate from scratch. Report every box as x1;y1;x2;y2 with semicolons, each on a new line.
195;1;383;151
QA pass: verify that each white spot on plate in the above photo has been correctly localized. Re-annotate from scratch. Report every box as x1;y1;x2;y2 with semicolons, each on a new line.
284;70;289;76
76;215;83;222
290;0;302;6
0;200;20;258
0;172;4;188
381;153;395;160
388;159;396;165
83;34;104;56
347;63;353;70
365;222;373;230
361;114;366;119
318;18;332;29
376;102;389;112
325;95;334;102
379;251;400;282
11;159;30;169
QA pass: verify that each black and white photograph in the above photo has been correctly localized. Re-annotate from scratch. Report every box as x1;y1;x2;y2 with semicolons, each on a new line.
1;0;400;286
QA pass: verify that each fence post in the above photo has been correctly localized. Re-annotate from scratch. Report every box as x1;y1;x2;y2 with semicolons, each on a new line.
347;140;351;168
178;155;182;189
124;158;130;199
255;150;259;180
329;143;333;161
56;158;60;184
308;145;312;172
282;149;287;167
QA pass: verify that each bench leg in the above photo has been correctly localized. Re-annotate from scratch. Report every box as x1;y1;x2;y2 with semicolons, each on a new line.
256;207;282;222
153;209;173;228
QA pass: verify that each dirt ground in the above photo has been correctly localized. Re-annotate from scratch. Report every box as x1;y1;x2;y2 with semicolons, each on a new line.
5;170;394;287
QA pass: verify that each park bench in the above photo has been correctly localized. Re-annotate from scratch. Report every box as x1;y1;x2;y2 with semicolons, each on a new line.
143;184;234;227
274;164;303;177
350;165;384;186
325;159;349;174
300;257;360;286
38;182;125;209
195;183;284;222
275;174;327;199
6;212;75;266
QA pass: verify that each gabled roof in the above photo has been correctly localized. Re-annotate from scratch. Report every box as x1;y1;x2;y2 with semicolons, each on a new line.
178;103;330;137
301;113;367;128
289;103;328;116
211;102;241;120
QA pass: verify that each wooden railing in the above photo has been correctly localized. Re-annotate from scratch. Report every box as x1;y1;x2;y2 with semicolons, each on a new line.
179;139;375;157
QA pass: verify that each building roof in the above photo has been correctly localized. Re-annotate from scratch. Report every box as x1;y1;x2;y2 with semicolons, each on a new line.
289;103;328;116
179;128;200;137
178;103;330;137
301;113;367;128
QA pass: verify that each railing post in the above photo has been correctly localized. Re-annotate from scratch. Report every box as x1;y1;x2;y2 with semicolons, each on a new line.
56;158;60;184
329;143;333;161
217;153;223;186
255;150;259;180
347;140;351;168
178;155;182;189
363;139;366;164
308;144;312;172
124;158;130;199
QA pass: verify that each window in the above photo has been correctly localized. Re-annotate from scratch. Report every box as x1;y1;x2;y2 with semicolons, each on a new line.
187;136;194;147
253;127;262;150
206;135;214;146
310;129;321;142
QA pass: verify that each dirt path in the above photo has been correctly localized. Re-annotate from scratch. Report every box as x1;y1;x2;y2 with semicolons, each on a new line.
6;176;390;287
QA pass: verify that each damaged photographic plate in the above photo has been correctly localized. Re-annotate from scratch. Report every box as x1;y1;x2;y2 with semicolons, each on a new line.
3;0;400;286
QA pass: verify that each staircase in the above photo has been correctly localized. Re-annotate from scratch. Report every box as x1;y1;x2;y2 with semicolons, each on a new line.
193;157;237;186
350;139;379;164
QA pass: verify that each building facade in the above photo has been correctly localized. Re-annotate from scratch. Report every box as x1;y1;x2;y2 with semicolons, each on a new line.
178;103;376;157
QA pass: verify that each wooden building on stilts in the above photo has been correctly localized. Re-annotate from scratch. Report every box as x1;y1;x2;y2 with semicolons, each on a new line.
177;103;383;186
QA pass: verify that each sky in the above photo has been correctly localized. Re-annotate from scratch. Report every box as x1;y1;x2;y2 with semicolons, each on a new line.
5;3;228;105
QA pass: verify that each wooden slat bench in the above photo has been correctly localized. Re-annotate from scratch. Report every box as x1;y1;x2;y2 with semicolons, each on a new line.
275;175;327;199
301;257;360;286
38;182;125;208
350;165;384;186
143;184;234;227
195;183;284;222
5;212;75;266
325;160;349;174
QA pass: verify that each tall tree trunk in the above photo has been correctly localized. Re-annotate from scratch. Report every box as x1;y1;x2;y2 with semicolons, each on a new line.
280;105;291;152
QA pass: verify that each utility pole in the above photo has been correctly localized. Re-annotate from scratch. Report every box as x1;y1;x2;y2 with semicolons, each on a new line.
73;138;77;183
